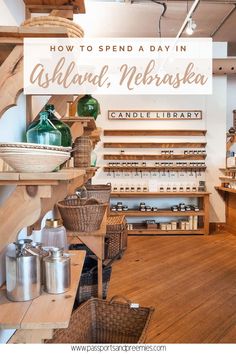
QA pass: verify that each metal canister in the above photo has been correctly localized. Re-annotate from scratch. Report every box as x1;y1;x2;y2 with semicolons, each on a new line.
6;240;41;302
31;242;49;285
43;247;71;294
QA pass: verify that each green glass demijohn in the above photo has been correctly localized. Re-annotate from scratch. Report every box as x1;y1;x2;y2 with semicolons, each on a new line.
26;111;62;146
77;94;101;120
27;104;72;147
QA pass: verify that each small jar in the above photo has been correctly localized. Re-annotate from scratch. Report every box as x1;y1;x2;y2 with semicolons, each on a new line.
42;219;68;250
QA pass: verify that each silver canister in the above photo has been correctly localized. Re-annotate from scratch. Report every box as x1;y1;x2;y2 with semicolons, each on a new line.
43;247;71;294
31;242;49;285
6;240;41;302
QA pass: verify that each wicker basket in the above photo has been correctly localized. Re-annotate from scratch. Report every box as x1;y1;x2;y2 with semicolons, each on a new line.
46;296;154;343
73;136;92;168
22;15;84;38
76;256;112;305
85;183;111;204
57;196;107;232
105;215;128;260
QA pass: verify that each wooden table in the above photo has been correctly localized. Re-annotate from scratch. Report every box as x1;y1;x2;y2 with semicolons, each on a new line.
0;250;85;343
67;212;107;298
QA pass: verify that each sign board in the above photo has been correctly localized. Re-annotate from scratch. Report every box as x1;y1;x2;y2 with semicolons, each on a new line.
24;38;212;95
108;110;202;120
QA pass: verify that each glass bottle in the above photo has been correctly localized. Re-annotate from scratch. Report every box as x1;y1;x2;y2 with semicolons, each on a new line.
41;219;68;250
26;111;62;146
77;94;101;120
27;104;72;147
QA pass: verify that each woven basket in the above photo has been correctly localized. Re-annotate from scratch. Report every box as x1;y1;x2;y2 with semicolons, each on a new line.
76;256;112;305
85;184;111;204
57;196;107;232
46;296;154;343
105;215;128;259
73;136;92;168
22;16;84;38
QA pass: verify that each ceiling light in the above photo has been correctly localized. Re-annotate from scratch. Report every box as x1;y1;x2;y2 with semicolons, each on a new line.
186;17;197;35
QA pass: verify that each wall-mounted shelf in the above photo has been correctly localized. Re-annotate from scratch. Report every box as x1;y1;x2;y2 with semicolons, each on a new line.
104;166;207;172
111;210;205;217
219;176;236;182
104;130;207;136
215;186;236;194
104;142;207;148
110;192;209;236
104;154;206;161
111;192;210;198
128;226;205;235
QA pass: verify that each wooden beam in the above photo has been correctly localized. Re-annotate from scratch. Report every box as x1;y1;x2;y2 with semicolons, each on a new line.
0;26;68;38
23;1;86;14
50;9;74;19
0;45;23;119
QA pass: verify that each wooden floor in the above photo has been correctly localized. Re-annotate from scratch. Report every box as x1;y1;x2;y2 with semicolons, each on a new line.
108;233;236;343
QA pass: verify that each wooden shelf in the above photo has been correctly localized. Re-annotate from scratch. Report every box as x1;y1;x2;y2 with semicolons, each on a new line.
0;26;70;38
0;168;86;185
219;168;236;172
219;176;236;182
0;250;85;330
104;166;207;172
104;130;207;137
62;117;97;131
104;142;207;148
215;186;236;194
128;228;205;235
62;117;99;144
111;192;210;198
111;210;205;217
104;154;206;161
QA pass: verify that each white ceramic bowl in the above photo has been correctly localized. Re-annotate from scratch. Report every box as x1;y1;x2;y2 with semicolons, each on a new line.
0;142;72;152
0;151;71;173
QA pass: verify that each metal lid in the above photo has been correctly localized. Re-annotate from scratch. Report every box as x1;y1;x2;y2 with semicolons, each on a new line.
45;219;63;228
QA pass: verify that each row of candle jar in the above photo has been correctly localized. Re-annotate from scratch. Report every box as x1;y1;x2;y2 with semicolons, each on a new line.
112;184;199;193
160;216;198;231
160;150;206;155
108;162;206;167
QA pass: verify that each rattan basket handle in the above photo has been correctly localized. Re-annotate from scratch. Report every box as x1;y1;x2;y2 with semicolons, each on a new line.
109;295;132;306
85;198;100;205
